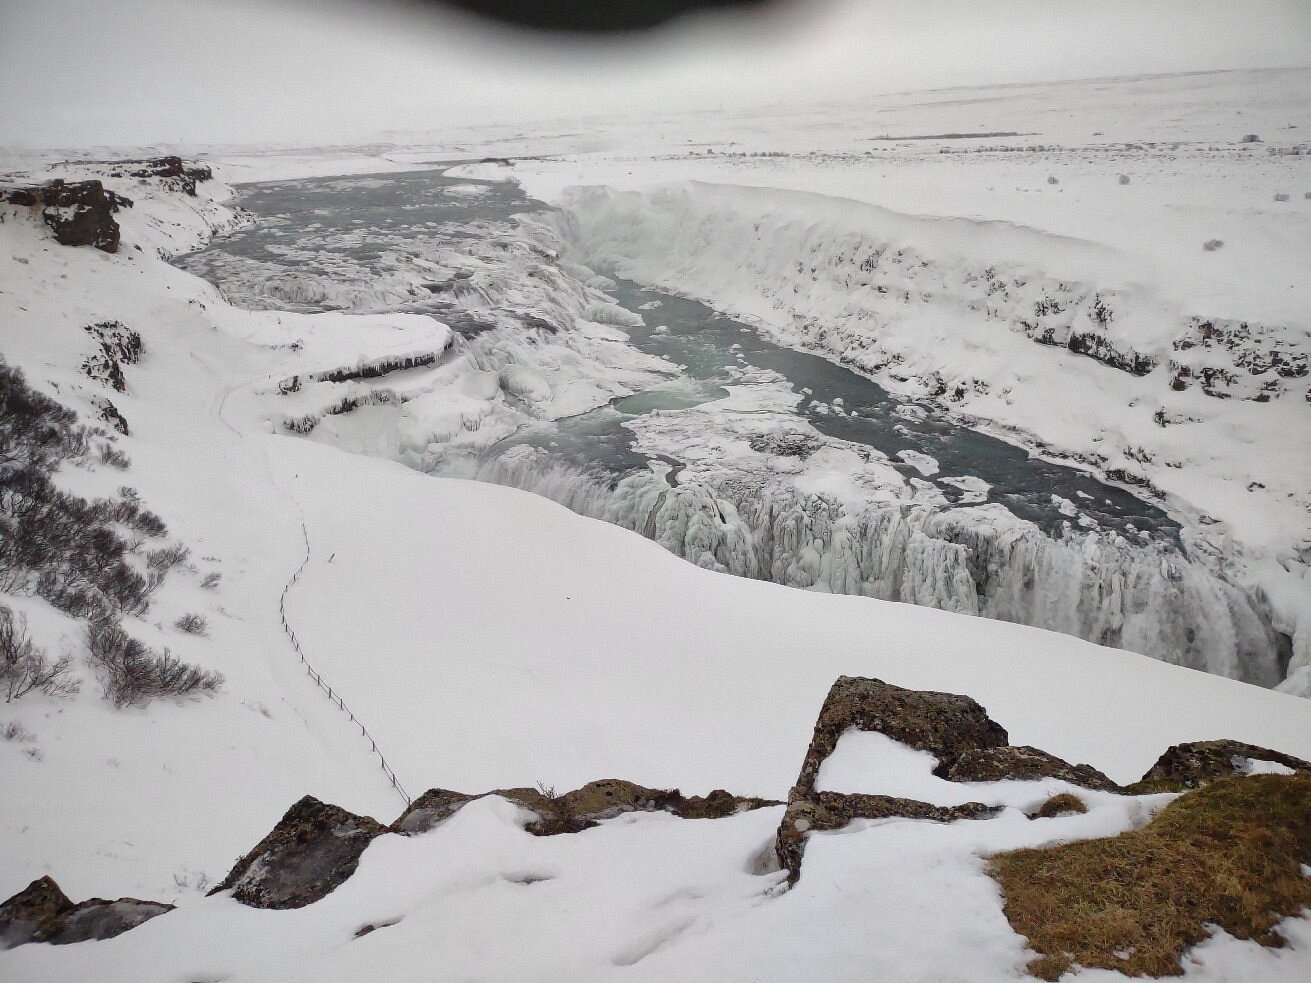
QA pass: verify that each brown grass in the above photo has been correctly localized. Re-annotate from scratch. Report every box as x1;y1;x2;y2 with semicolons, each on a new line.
989;774;1311;979
1033;793;1088;819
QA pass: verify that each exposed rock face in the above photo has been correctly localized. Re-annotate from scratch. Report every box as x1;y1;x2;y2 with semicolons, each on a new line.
1136;740;1311;790
776;793;997;877
394;780;779;837
793;676;1010;793
0;875;172;949
946;746;1121;792
391;788;479;835
777;676;1010;880
82;320;143;392
210;795;388;909
4;179;132;252
122;156;213;196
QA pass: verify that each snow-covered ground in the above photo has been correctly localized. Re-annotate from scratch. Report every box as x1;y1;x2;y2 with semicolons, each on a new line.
2;70;1311;981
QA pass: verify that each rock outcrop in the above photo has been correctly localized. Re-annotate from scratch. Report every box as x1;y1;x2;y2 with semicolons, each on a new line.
0;875;172;949
4;179;132;253
209;795;388;909
394;779;779;837
122;156;213;196
776;793;997;876
946;745;1121;792
1135;740;1311;791
792;676;1010;792
777;676;1009;880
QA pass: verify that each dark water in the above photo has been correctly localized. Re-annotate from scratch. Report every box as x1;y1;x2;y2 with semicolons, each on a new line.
523;282;1180;541
179;166;1179;544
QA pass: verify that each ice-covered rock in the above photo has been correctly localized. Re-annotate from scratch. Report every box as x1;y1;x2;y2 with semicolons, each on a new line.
0;876;172;949
209;796;389;909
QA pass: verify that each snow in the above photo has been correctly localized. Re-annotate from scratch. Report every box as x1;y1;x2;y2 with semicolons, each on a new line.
3;69;1311;981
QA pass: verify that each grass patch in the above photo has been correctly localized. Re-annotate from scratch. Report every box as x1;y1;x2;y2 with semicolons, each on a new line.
990;774;1311;979
1032;792;1088;819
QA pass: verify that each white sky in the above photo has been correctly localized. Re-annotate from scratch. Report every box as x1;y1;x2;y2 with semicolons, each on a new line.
2;0;1309;148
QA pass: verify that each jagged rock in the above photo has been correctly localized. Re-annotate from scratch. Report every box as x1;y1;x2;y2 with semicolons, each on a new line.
0;876;72;948
946;745;1121;792
4;179;132;252
82;320;143;392
748;431;822;458
91;394;130;435
394;780;780;837
1135;740;1311;791
49;899;174;945
210;795;388;909
123;156;212;196
776;792;997;878
792;676;1009;795
776;677;1010;881
0;875;172;949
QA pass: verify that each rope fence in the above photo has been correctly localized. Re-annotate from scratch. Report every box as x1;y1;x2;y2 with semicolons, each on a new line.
278;520;412;806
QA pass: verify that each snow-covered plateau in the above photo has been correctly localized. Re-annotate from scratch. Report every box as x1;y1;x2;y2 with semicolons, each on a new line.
1;70;1310;981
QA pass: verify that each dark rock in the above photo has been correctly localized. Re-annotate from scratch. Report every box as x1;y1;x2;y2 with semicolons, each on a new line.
4;179;132;253
0;876;72;948
791;676;1009;795
1066;330;1156;376
776;677;1010;881
946;745;1121;792
210;795;388;909
50;899;174;945
0;876;172;949
748;431;822;458
776;792;997;879
1134;740;1311;791
679;788;780;819
91;395;130;435
82;320;143;392
392;788;479;835
126;156;213;196
394;780;780;837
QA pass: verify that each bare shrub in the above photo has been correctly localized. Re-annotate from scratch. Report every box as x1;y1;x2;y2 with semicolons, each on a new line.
147;543;190;573
1;606;80;703
2;720;35;742
1;359;170;622
87;620;222;707
96;443;130;469
200;572;221;591
1203;238;1225;252
175;612;208;635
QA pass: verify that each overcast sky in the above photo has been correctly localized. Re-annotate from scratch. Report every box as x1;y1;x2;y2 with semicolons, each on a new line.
2;0;1309;149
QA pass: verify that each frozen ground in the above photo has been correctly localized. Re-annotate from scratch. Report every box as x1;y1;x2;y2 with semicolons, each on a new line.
2;70;1310;981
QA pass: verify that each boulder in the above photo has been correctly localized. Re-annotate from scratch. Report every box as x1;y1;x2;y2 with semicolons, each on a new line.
0;876;71;948
49;899;174;945
1135;740;1311;791
0;876;172;949
209;796;388;909
946;745;1121;792
792;676;1009;795
776;793;997;878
